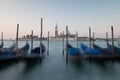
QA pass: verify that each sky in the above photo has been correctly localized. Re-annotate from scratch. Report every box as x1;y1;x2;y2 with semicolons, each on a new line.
0;0;120;39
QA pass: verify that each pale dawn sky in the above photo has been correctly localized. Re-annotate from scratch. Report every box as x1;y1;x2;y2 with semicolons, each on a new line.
0;0;120;39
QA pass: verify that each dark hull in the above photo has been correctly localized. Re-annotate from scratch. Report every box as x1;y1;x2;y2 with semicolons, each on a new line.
20;53;45;62
0;55;18;63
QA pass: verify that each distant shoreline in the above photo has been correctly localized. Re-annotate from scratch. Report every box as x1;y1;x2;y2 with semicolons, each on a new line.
1;38;120;41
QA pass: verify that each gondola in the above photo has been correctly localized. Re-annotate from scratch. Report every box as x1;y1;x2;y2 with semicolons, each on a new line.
0;43;16;62
93;44;112;55
67;43;81;56
107;43;120;54
0;42;30;62
80;43;101;55
67;43;81;61
80;43;115;61
17;42;30;56
21;42;46;61
93;43;120;56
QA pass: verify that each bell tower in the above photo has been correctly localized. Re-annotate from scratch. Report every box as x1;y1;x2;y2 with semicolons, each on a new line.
55;24;58;38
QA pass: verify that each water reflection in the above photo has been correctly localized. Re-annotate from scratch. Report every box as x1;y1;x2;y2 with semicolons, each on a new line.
23;59;42;73
0;40;120;80
0;61;15;71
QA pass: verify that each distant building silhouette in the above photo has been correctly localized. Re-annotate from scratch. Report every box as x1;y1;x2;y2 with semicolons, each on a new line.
50;24;76;40
19;34;47;41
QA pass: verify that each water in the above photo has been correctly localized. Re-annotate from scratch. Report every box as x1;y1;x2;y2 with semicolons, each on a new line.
0;40;120;80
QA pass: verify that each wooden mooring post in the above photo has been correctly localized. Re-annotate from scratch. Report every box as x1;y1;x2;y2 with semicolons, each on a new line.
89;27;91;57
106;32;109;48
111;26;114;58
40;18;43;58
47;31;49;55
16;24;19;57
66;26;68;64
76;31;78;48
31;30;33;51
1;32;3;45
62;31;64;55
92;32;95;47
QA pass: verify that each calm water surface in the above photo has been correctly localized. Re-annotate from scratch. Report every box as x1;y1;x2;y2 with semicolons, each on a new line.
0;40;120;80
